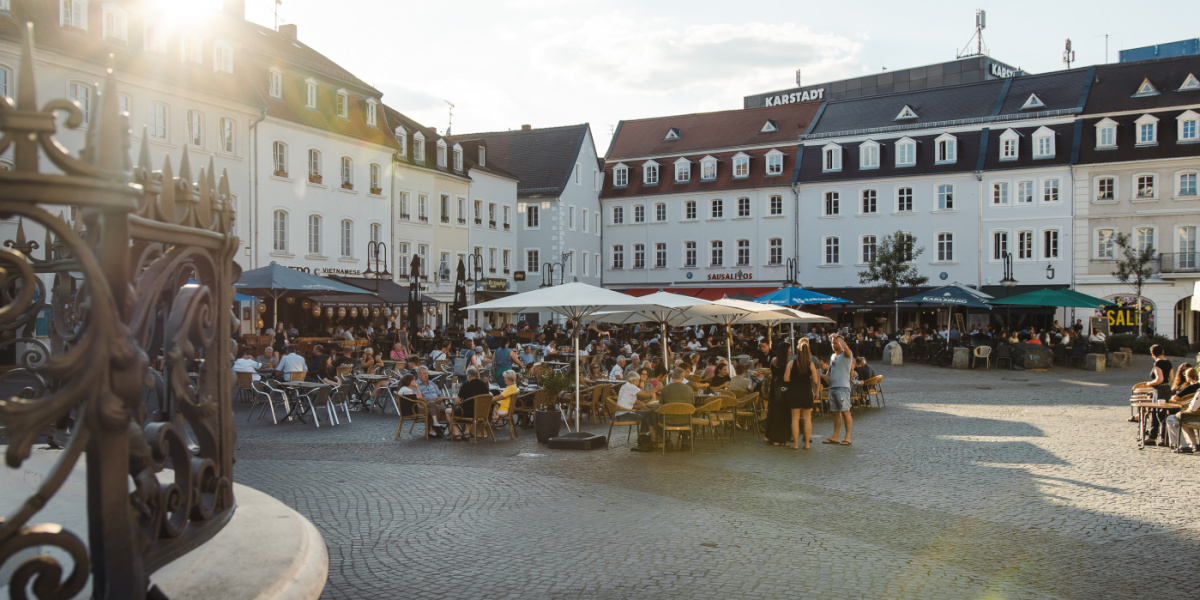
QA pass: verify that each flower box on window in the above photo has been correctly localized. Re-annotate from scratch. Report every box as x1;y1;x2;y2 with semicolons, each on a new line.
489;220;496;229
457;218;466;224
474;218;482;225
503;223;510;231
503;268;510;274
370;187;382;195
273;170;288;177
341;182;353;190
308;174;322;184
399;212;410;219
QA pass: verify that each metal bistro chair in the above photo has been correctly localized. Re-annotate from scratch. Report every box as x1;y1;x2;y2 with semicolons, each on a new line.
993;345;1013;370
249;380;288;424
301;386;339;428
656;402;697;454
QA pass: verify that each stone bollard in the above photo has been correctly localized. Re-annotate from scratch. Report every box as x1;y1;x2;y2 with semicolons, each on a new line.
883;341;903;365
952;347;970;369
1106;352;1129;368
1085;353;1106;371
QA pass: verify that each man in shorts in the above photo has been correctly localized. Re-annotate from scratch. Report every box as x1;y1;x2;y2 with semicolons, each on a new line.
823;334;854;446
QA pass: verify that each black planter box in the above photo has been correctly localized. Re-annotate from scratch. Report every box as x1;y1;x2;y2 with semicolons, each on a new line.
534;409;561;443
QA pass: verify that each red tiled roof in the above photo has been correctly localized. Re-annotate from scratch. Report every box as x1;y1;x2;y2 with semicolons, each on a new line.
606;103;822;160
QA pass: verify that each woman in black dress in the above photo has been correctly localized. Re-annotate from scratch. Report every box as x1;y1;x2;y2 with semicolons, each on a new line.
764;342;792;446
784;339;818;450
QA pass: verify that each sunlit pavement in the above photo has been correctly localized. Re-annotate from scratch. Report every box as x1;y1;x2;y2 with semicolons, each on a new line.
228;355;1200;599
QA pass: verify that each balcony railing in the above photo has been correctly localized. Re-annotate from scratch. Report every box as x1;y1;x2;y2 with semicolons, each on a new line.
1160;252;1200;273
0;27;238;598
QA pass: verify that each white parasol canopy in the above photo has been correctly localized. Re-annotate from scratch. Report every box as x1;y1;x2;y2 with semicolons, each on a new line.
589;291;746;371
668;297;797;369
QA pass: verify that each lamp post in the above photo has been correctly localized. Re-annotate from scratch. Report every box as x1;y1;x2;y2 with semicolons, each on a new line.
465;252;484;326
362;240;391;292
785;257;799;288
540;252;570;288
1000;252;1018;331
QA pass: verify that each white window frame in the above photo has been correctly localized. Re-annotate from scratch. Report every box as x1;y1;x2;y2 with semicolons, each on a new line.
1095;228;1115;260
861;189;877;214
736;239;751;266
999;129;1019;161
935;133;957;164
1095;176;1116;202
822;143;842;172
68;81;90;124
895;137;916;167
413;132;425;163
307;149;322;183
1095;118;1118;149
684;201;697;221
936;232;954;262
1042;178;1060;203
992;181;1009;205
824;191;840;216
732;152;749;178
709;240;724;267
991;230;1008;261
1032;126;1055;159
526;204;540;229
102;4;127;41
149;101;168;140
936;184;954;211
611;245;624;270
684;241;697;268
568;206;576;230
1135;114;1159;146
769;195;783;216
860;235;877;265
335;90;348;118
60;0;88;30
655;203;666;222
614;164;629;187
1134;226;1156;254
674;158;691;183
1016;230;1034;260
366;100;377;126
370;222;381;244
895;187;913;213
1177;171;1199;198
143;21;165;53
219;117;234;154
823;236;840;265
369;163;381;193
1135;173;1157;200
0;65;10;99
612;206;624;225
633;244;645;269
268;69;282;98
527;249;541;273
272;210;288;253
340;219;354;258
710;199;723;219
769;238;783;265
418;195;428;222
700;155;717;181
213;41;233;74
272;141;288;176
305;79;317;109
581;208;588;233
339;156;354;189
737;197;751;218
453;144;462;172
395;127;407;156
859;141;879;170
436;139;447;168
1017;180;1034;204
643;161;659;185
765;149;784;176
186;109;203;147
633;205;644;223
1177;110;1199;143
654;243;667;269
307;214;322;256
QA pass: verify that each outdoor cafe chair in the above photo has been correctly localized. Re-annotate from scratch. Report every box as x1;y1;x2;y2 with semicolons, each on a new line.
332;383;354;423
288;370;307;382
712;395;738;439
448;394;497;443
511;389;538;429
863;375;886;408
493;396;518;441
604;398;639;448
301;385;339;428
335;364;353;379
994;345;1014;370
393;394;431;440
734;392;762;432
1069;343;1089;368
656;402;697;454
235;371;255;403
250;380;288;424
692;398;724;451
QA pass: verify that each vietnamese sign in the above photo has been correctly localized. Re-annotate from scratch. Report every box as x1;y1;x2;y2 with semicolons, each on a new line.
285;265;362;277
707;270;754;282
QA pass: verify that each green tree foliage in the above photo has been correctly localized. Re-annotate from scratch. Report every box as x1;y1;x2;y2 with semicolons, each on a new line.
858;231;929;303
1112;232;1156;336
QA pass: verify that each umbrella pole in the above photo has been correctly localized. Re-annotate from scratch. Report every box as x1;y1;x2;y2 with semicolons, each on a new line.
726;322;733;371
661;321;669;373
574;327;581;433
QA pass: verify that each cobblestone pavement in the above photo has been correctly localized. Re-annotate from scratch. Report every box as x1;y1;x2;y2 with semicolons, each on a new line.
228;356;1200;599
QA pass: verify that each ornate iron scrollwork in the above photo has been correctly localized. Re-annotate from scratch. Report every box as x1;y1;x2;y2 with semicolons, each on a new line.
0;23;240;599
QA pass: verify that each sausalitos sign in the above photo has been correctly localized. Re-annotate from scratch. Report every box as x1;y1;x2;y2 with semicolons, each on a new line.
762;88;825;107
707;270;754;282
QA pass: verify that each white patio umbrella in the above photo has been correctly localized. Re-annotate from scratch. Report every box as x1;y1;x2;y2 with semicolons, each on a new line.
463;282;656;433
672;297;796;369
589;291;747;373
742;306;835;346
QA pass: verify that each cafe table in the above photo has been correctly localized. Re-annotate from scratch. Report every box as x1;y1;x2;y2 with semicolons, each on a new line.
1132;400;1183;449
277;380;334;423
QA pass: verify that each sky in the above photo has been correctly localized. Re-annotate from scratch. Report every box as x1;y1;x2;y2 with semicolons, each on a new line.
241;0;1196;154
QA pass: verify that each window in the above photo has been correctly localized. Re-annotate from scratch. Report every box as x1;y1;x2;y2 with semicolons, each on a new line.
489;203;497;228
861;190;877;214
335;157;352;188
489;248;497;273
340;220;353;257
149;102;167;139
413;133;425;162
1017;230;1033;260
395;128;407;155
655;243;667;268
418;245;429;278
822;143;842;172
181;35;202;64
935;134;957;164
644;162;659;185
1136;227;1156;253
937;233;954;262
861;235;877;264
418;194;428;221
336;91;348;118
397;243;410;272
439;194;450;223
595;254;601;276
574;163;581;185
633;205;644;223
118;93;129;116
655;203;666;222
453;146;462;171
1096;229;1115;259
1017;180;1034;204
770;195;783;215
595;213;600;234
733;154;749;178
736;240;750;266
999;129;1019;161
766;151;784;176
1180;172;1198;197
612;206;624;224
1042;179;1059;202
633;244;645;269
824;191;840;216
860;142;879;169
710;241;723;266
503;250;511;273
436;140;447;168
685;201;697;220
675;160;690;182
102;5;126;41
700;156;717;181
581;209;587;232
307;149;321;182
305;80;317;109
268;69;282;98
684;242;697;268
60;0;87;29
272;142;287;176
992;231;1008;260
1032;127;1055;159
899;232;915;262
824;237;840;264
614;165;628;187
370;223;380;244
992;182;1009;205
213;42;233;73
1179;110;1199;142
186;110;203;146
307;215;322;255
937;184;954;210
1096;177;1115;201
1136;175;1156;199
398;192;410;219
527;249;540;273
1136;114;1159;145
1180;227;1197;267
272;211;287;252
143;22;165;53
370;163;381;193
896;138;916;167
896;187;913;212
1096;118;1117;148
612;245;624;269
0;66;9;98
526;205;539;228
219;118;234;153
769;238;783;265
456;197;465;224
711;199;723;219
366;100;377;126
68;82;90;124
737;197;750;217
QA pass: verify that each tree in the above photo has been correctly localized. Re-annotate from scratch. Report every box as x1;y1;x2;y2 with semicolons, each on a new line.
1112;232;1156;337
858;231;929;334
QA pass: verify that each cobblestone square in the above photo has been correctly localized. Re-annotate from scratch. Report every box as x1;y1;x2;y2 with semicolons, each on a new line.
229;357;1200;599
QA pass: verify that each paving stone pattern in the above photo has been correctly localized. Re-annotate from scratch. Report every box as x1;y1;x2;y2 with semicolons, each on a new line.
230;355;1200;599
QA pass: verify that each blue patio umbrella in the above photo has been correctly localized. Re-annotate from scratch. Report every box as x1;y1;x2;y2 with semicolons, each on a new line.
188;279;256;302
895;284;992;335
755;287;850;306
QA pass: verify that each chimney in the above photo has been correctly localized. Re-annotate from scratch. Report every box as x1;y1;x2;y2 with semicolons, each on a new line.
222;0;245;20
521;124;531;131
279;24;297;41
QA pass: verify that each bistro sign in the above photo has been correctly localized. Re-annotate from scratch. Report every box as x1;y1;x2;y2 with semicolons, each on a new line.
762;88;825;107
707;270;754;281
483;278;509;292
285;265;362;277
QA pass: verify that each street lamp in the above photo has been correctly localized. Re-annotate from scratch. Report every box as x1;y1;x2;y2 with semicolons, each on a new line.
540;252;571;288
362;240;391;292
785;257;799;288
465;252;484;326
1000;252;1017;330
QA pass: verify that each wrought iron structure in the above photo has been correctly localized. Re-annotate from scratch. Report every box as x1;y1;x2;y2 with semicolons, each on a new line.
0;25;239;599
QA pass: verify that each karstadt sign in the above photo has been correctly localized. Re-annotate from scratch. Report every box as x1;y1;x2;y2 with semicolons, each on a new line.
762;88;826;107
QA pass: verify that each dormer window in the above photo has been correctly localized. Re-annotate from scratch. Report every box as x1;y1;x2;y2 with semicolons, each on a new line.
1133;77;1160;97
336;90;348;118
673;158;691;182
213;41;233;73
413;132;425;162
268;69;282;98
181;35;203;64
394;127;407;155
613;163;628;187
436;139;447;168
1177;110;1199;142
1020;93;1045;110
700;155;717;181
894;105;918;121
1181;73;1200;92
822;143;842;172
732;152;750;178
1032;126;1055;159
1135;114;1159;145
102;5;127;41
305;79;317;109
859;140;880;170
643;160;659;185
60;0;87;30
895;137;916;167
1095;117;1117;148
999;128;1020;160
452;144;463;171
935;133;957;164
143;22;166;53
478;146;486;166
765;149;784;176
760;120;778;133
664;128;680;141
365;99;377;126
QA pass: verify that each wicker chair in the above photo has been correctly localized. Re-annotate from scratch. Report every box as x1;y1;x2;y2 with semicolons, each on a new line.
656;402;697;454
448;394;496;443
288;370;307;382
713;395;739;439
862;375;886;408
605;398;640;448
235;371;255;403
734;392;762;432
692;398;724;450
393;394;431;439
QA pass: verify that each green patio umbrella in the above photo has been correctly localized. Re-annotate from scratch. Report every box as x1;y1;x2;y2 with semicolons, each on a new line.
988;288;1109;308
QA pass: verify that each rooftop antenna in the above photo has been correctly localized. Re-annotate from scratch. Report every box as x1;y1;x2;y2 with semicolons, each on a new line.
275;0;281;30
795;68;802;87
444;100;454;136
1063;39;1076;69
957;9;989;58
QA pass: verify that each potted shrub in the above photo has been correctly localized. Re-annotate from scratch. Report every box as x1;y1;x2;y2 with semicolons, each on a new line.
534;369;571;443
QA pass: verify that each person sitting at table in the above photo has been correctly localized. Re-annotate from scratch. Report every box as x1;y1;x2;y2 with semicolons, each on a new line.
608;356;627;380
494;337;520;380
518;344;536;366
276;345;305;377
403;356;421;375
397;373;447;437
701;357;718;380
1091;328;1107;343
360;347;383;374
619;371;661;452
686;338;702;351
232;347;263;382
333;347;357;371
311;354;339;385
446;367;490;440
853;356;876;382
1134;344;1174;445
305;345;327;382
709;361;731;390
729;363;754;394
389;341;408;362
429;341;450;367
583;362;602;384
1166;367;1200;452
492;370;520;426
256;346;279;371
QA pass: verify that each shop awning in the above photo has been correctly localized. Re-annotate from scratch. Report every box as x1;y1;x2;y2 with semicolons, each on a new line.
327;275;439;305
305;292;388;307
475;290;518;302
